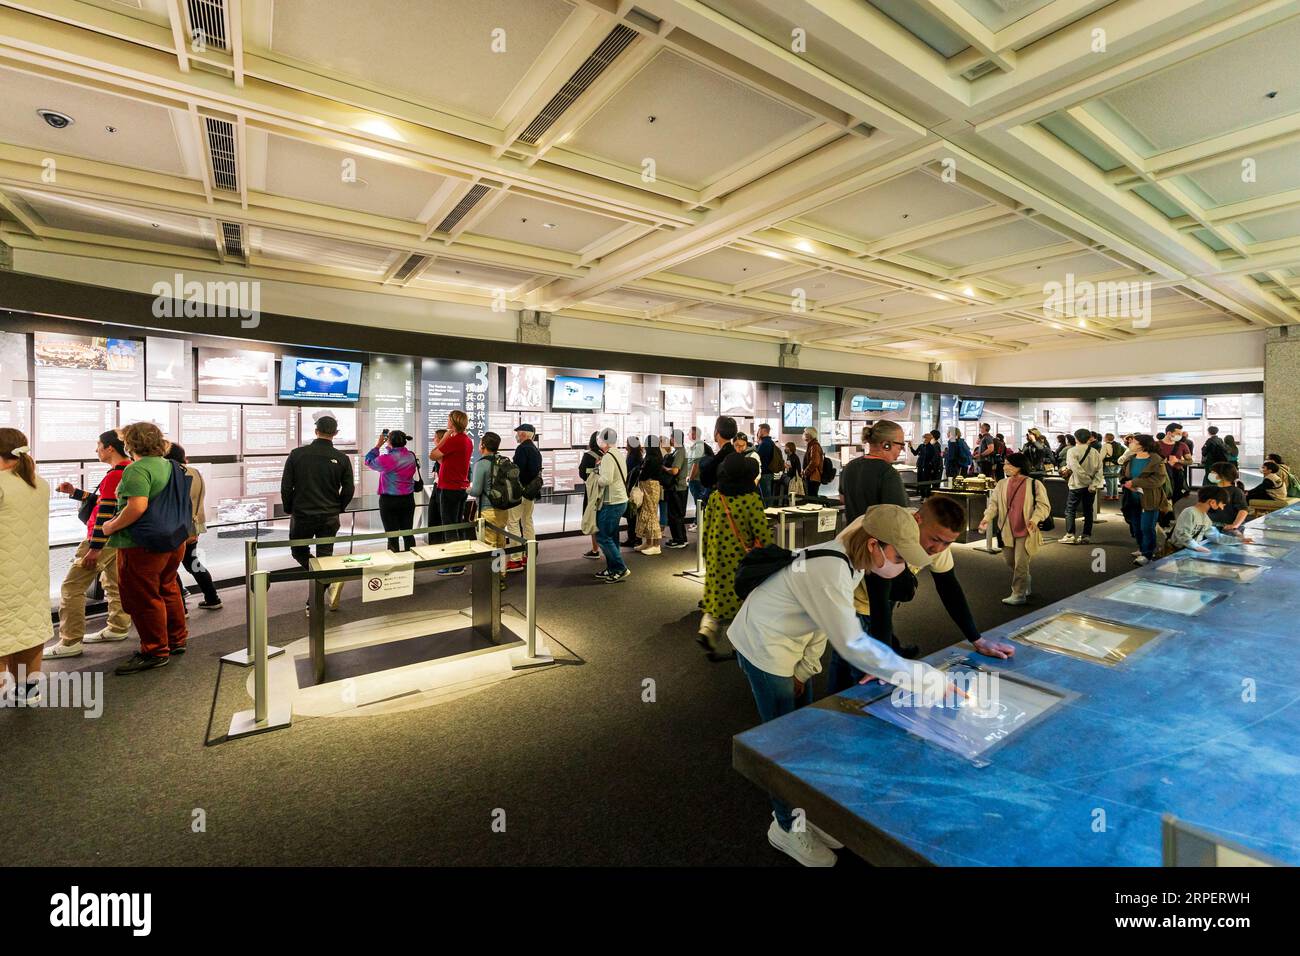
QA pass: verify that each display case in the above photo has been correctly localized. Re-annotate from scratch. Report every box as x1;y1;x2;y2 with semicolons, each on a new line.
1100;578;1225;616
856;667;1071;767
1008;610;1169;665
1153;556;1269;583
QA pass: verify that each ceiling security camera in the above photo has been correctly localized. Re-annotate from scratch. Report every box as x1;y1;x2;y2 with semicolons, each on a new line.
37;109;75;129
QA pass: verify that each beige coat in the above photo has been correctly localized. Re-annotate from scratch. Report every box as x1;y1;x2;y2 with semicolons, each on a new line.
0;469;51;655
982;474;1051;557
184;464;206;535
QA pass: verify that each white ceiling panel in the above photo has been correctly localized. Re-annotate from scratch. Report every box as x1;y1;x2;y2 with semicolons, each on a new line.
566;49;816;188
414;258;539;290
251;227;392;274
0;67;189;177
260;134;448;221
1100;16;1300;152
796;170;991;243
268;0;575;120
665;247;792;285
11;188;211;249
909;219;1064;270
470;193;626;253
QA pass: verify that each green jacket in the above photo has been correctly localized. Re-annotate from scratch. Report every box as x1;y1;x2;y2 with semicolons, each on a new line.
1125;456;1170;513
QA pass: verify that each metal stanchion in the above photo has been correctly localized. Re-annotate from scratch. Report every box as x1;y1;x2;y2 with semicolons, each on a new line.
227;570;291;739
678;498;708;582
224;540;283;666
526;537;538;658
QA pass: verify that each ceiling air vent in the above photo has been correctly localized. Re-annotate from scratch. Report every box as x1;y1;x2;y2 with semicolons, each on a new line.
392;254;430;282
516;24;638;146
204;116;238;191
186;0;229;51
434;183;491;233
961;59;1001;81
220;221;243;258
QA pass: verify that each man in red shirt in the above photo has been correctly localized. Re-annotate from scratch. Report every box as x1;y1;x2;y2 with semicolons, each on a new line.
45;430;134;658
428;409;474;574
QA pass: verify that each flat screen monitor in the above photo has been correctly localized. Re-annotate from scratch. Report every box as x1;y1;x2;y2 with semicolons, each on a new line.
782;402;813;430
1158;397;1203;419
279;356;363;402
849;395;907;414
957;399;985;421
551;375;604;411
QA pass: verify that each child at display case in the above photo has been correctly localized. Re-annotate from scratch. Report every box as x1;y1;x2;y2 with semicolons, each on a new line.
1170;487;1251;553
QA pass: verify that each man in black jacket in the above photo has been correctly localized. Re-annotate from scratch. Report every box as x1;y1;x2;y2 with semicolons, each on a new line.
507;423;544;571
281;415;355;584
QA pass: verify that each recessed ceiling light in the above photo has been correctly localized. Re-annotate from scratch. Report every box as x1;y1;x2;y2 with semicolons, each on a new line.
931;292;947;300
795;239;814;253
104;125;118;134
962;286;975;296
1266;90;1279;99
1077;319;1087;328
542;222;558;229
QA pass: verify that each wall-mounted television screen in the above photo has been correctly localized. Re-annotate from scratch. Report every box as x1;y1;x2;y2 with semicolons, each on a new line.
957;399;985;421
782;401;813;430
551;375;604;411
1158;398;1204;420
279;356;363;401
849;395;907;414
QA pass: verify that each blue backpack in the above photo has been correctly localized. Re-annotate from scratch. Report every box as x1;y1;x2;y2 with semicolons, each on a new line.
129;460;194;553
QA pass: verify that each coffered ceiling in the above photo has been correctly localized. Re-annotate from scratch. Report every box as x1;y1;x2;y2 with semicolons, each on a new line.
0;0;1297;364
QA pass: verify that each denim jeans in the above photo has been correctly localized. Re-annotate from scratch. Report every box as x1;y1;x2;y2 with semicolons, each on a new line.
736;651;812;832
759;472;773;505
826;612;873;694
1138;509;1159;558
595;503;627;574
688;478;707;517
1065;487;1094;536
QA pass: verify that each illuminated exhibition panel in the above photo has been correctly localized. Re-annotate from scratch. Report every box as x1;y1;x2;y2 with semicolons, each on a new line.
733;506;1300;866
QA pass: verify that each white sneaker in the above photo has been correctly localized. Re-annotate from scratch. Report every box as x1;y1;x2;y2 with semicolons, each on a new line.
642;546;661;555
698;614;719;638
43;640;84;659
1002;594;1027;605
84;627;129;643
1131;550;1143;557
807;821;844;849
1059;534;1077;544
1134;555;1149;565
767;819;837;867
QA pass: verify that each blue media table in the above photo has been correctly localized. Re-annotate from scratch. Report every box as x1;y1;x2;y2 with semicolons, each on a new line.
732;505;1300;866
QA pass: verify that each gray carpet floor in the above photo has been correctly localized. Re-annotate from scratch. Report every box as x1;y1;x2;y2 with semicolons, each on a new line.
2;504;1145;866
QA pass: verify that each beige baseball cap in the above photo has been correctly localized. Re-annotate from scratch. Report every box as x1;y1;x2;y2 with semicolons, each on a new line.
860;504;932;569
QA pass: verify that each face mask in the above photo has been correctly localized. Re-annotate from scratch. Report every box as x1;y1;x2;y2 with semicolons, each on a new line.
869;540;907;579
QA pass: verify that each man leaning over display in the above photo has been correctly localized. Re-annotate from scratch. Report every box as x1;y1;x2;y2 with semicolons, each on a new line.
825;495;1015;694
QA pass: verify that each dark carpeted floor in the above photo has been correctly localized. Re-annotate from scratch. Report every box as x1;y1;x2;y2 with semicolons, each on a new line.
1;504;1145;866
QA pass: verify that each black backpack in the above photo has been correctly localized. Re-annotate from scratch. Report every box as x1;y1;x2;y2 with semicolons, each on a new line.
821;456;837;482
734;545;851;600
486;454;524;511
